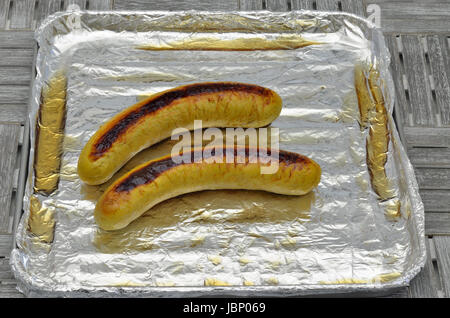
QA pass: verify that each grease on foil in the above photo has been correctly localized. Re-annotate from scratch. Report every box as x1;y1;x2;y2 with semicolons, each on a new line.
27;196;55;243
137;34;321;51
93;188;312;254
366;66;395;201
33;71;67;195
385;200;402;220
355;62;400;219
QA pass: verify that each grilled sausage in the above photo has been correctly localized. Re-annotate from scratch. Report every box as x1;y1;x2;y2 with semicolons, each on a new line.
78;82;282;185
95;147;321;230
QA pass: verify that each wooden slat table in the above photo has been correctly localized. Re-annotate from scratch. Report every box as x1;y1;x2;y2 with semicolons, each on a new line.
0;0;448;298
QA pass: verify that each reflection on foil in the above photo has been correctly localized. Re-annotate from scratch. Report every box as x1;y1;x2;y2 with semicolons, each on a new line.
94;190;313;254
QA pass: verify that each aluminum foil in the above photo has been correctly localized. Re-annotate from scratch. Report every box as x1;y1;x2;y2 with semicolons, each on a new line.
10;9;426;297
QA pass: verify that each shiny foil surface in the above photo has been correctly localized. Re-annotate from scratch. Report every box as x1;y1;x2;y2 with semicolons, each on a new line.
10;9;426;297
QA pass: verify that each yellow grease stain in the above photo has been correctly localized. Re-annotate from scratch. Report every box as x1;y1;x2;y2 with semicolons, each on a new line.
137;35;322;51
204;278;231;286
208;256;222;266
33;71;67;195
27;195;55;243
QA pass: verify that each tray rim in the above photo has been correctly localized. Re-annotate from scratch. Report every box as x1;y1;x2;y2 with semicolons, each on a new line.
10;8;426;297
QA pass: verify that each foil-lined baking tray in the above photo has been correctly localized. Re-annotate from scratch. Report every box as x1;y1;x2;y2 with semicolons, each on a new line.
10;9;426;297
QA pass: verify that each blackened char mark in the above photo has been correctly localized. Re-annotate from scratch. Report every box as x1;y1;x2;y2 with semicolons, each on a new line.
91;83;271;159
278;150;309;166
114;150;201;193
114;157;180;193
114;148;309;193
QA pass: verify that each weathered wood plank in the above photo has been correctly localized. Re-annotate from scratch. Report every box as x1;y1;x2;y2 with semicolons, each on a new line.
425;213;450;235
0;235;13;256
0;67;32;85
62;0;87;10
408;148;450;168
366;0;448;3
437;35;450;84
0;86;30;104
384;287;408;298
433;236;450;297
0;0;11;30
9;0;35;30
408;237;439;297
0;31;34;49
372;2;450;15
0;49;34;66
401;35;435;126
420;190;450;212
415;168;450;190
385;35;409;115
113;0;239;11
404;127;450;147
291;0;315;10
0;258;13;280
340;0;366;16
240;0;264;10
266;0;289;11
315;0;340;11
0;104;27;124
427;35;450;126
35;0;63;27
0;124;20;233
375;2;450;33
88;0;113;10
0;283;23;298
382;18;450;34
385;35;410;139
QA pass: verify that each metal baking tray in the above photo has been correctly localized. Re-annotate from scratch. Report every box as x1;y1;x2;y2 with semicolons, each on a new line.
10;8;426;297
